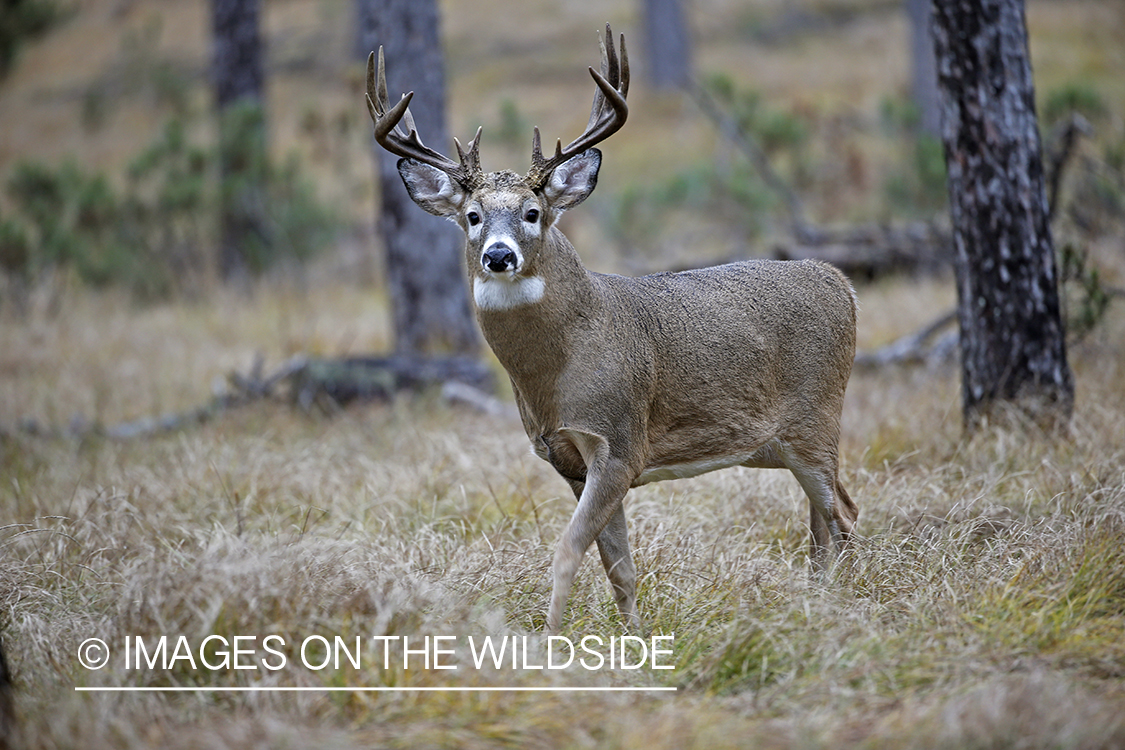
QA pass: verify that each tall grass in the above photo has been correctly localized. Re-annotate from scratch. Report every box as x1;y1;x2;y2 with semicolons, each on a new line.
1;276;1123;748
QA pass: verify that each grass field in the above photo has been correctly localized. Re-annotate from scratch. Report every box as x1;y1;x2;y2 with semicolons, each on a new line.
3;0;1125;747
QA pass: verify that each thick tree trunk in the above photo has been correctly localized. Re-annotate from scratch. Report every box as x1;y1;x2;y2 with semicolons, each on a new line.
642;0;693;91
356;0;478;356
211;0;267;283
931;0;1074;430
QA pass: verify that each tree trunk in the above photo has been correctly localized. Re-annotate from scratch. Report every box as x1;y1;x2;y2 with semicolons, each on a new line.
931;0;1074;431
211;0;267;283
356;0;479;356
642;0;693;91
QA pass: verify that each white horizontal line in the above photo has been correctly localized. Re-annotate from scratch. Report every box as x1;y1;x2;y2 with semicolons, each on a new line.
75;686;677;693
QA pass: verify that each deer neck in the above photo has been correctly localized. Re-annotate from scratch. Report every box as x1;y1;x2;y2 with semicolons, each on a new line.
473;226;600;392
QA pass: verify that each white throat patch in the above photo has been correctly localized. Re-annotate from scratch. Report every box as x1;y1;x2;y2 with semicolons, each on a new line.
473;275;546;311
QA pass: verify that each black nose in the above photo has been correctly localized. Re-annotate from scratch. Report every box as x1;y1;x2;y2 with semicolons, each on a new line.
482;245;517;273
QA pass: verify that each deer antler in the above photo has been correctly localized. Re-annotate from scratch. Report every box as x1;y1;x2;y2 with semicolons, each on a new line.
525;24;630;189
365;47;483;189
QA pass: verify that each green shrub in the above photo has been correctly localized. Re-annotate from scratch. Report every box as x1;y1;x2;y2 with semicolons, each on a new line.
0;214;30;277
0;0;66;78
884;134;948;217
704;74;808;157
1;112;339;301
1058;243;1112;342
1042;82;1107;126
603;162;772;258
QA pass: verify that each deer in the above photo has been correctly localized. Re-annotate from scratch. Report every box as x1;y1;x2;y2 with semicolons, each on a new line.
365;25;859;634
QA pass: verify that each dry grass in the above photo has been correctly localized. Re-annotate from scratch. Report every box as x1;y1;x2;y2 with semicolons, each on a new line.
2;267;1124;749
3;0;1125;747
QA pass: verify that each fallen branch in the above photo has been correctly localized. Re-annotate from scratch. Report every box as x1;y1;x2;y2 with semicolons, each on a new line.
772;222;951;281
5;353;507;441
1044;113;1093;222
286;354;493;410
854;309;958;369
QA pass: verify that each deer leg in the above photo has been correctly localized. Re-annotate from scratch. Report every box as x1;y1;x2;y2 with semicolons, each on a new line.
779;443;853;572
564;479;640;632
547;456;633;634
595;503;641;632
835;477;859;539
808;501;834;573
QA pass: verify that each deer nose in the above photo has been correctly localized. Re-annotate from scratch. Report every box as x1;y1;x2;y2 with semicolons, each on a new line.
482;244;518;273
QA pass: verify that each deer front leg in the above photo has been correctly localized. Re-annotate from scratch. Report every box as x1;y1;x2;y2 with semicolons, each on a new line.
547;429;635;634
565;478;641;633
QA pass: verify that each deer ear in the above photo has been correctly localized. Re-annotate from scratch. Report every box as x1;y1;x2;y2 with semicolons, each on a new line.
397;158;466;217
542;148;601;212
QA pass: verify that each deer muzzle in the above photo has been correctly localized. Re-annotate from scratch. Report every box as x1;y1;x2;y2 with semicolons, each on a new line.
482;243;519;274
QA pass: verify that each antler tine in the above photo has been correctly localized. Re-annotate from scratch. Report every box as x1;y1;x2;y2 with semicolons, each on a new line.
583;23;622;135
365;48;482;187
455;126;484;176
526;24;630;188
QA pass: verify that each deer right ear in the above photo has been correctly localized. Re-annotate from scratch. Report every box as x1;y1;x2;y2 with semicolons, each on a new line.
397;158;465;217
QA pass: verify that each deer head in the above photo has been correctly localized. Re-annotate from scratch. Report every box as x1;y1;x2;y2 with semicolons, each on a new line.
366;25;628;309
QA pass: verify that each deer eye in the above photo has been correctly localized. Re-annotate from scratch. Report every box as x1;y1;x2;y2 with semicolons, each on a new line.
524;208;540;223
466;211;481;226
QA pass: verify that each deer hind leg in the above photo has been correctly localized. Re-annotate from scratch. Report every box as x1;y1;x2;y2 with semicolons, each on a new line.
595;502;641;632
547;454;634;635
779;443;856;572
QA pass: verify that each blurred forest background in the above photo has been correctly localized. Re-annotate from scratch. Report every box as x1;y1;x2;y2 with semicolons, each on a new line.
0;0;1120;314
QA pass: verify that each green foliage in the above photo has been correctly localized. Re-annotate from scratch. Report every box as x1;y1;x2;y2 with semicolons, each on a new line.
1042;81;1108;126
216;101;337;275
0;212;31;276
266;153;340;266
1058;243;1112;342
883;134;948;216
1052;116;1125;248
0;0;66;78
879;94;921;134
4;159;167;295
602;74;808;257
604;162;773;257
705;73;808;156
1;111;339;301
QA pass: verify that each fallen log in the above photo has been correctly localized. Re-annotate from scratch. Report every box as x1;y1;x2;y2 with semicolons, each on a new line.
286;354;494;409
5;354;502;441
853;309;958;369
772;222;951;281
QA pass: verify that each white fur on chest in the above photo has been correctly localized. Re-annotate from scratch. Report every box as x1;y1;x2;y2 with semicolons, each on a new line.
473;275;546;311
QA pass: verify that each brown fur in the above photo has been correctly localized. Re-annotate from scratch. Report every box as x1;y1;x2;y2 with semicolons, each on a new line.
471;224;859;631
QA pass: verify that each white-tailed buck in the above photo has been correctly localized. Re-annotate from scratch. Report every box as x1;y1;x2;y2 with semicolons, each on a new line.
366;26;858;633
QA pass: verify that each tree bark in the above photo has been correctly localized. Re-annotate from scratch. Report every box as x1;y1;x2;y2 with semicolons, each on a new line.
931;0;1074;431
642;0;693;91
355;0;479;356
211;0;267;283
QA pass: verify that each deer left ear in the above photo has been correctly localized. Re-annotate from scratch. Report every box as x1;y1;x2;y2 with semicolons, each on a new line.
541;149;601;212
